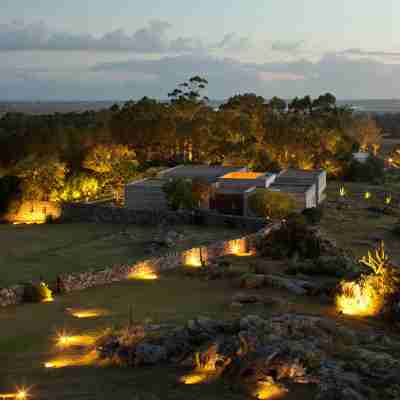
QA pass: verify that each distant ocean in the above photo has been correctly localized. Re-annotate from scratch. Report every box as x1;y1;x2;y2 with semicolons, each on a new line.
1;99;400;115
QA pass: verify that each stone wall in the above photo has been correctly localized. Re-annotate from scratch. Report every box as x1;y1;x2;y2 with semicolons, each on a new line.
0;224;278;307
60;203;268;230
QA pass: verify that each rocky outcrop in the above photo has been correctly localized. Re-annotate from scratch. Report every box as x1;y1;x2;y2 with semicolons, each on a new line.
96;313;400;399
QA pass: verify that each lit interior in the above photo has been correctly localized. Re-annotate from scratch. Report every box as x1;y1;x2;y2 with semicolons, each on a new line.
221;172;264;180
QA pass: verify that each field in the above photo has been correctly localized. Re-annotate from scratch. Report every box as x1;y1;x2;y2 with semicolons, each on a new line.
0;223;246;287
1;181;400;399
321;181;400;263
0;256;338;400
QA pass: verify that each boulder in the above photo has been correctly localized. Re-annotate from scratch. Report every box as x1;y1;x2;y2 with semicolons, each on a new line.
232;292;263;304
134;343;167;365
240;274;265;289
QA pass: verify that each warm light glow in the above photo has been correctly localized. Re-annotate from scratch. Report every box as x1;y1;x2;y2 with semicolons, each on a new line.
385;195;392;205
254;380;288;399
364;191;371;200
228;240;254;257
56;332;96;348
221;172;265;179
180;373;208;385
336;281;381;317
67;308;107;319
0;388;29;399
183;248;205;268
44;351;98;369
339;186;346;197
128;264;158;280
40;282;54;303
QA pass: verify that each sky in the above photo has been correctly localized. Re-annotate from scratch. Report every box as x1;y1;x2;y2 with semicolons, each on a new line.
1;0;400;100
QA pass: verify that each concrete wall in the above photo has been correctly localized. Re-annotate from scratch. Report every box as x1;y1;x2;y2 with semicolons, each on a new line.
125;179;168;211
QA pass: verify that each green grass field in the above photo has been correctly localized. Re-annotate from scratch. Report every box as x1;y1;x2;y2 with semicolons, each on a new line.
0;262;331;400
0;223;245;286
321;181;400;262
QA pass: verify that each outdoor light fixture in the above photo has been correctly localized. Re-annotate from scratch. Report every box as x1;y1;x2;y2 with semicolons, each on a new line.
66;308;107;319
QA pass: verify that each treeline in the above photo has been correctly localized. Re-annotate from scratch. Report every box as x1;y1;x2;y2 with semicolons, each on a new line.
0;76;382;204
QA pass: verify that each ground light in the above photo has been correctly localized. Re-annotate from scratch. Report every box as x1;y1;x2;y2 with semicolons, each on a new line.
66;308;108;319
55;332;96;348
44;351;98;369
128;264;158;280
183;248;205;268
253;379;288;399
0;388;29;399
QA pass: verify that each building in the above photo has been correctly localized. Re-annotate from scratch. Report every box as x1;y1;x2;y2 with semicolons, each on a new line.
125;165;327;216
125;165;246;211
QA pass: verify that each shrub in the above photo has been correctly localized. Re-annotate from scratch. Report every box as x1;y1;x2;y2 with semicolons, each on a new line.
163;178;199;211
257;213;321;259
23;281;53;303
346;156;385;184
302;207;324;225
248;189;296;219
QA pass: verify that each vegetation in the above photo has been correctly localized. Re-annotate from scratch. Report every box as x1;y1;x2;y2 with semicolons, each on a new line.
248;189;296;219
345;156;385;184
162;179;200;211
0;78;383;209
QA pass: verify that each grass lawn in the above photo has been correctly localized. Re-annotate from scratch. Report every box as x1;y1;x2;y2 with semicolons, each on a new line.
321;181;400;262
0;223;246;287
0;253;390;400
0;260;331;400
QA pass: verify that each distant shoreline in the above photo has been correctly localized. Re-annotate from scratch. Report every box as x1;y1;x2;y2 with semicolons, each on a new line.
1;99;400;115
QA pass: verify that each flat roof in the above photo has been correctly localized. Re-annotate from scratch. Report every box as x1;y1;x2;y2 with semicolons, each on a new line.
270;183;316;194
278;169;324;180
220;172;266;180
126;178;165;188
158;165;247;182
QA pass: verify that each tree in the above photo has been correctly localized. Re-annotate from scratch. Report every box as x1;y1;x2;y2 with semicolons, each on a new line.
168;76;209;104
248;189;296;219
163;179;199;211
350;116;382;154
13;155;68;201
269;97;287;113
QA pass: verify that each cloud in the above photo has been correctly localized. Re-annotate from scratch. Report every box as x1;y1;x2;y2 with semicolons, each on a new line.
214;33;251;52
0;20;251;56
341;48;400;58
0;20;203;53
271;40;305;54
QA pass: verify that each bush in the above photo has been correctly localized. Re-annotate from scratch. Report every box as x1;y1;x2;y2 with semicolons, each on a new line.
23;281;53;303
248;189;296;219
257;213;321;259
163;178;199;211
346;156;385;184
302;207;324;225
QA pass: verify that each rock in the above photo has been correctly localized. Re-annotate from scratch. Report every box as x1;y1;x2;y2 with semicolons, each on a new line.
240;315;266;330
240;274;265;289
232;292;263;304
134;343;167;365
230;301;243;309
263;274;308;295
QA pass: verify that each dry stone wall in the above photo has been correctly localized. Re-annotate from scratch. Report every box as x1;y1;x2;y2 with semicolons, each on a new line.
60;203;267;230
0;224;278;307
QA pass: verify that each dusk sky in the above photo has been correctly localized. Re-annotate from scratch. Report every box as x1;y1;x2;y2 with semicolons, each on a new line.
1;0;400;100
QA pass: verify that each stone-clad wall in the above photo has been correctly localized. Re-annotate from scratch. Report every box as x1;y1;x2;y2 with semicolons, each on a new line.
60;203;267;230
0;224;278;307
